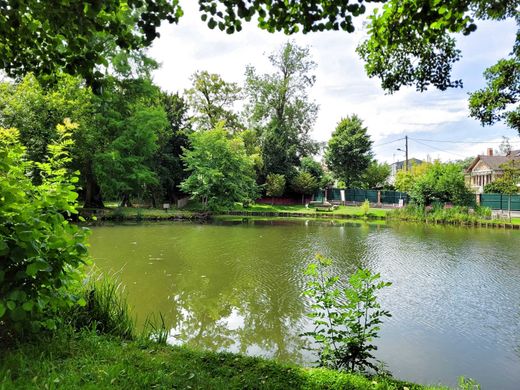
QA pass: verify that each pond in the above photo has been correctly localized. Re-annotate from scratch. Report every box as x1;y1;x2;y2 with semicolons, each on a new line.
89;219;520;389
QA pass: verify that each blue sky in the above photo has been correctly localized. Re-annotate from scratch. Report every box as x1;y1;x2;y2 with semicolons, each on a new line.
149;1;519;164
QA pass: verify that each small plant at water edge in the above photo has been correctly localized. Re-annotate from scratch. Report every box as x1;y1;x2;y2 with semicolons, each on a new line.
361;199;370;218
302;254;391;373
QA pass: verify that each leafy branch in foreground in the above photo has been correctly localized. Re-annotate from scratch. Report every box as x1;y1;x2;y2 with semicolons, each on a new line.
0;120;90;335
303;255;391;373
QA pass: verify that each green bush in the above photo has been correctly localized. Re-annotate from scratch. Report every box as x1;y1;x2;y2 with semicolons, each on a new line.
303;255;391;372
0;122;90;335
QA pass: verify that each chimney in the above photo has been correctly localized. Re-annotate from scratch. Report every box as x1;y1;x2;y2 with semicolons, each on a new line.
487;148;493;156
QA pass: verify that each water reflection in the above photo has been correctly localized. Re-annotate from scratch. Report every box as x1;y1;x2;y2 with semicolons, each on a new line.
89;220;520;390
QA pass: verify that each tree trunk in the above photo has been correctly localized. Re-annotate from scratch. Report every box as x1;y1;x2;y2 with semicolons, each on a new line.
83;164;104;208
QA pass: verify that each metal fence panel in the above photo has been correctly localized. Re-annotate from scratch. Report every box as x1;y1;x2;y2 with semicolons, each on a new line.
381;190;408;204
481;193;520;211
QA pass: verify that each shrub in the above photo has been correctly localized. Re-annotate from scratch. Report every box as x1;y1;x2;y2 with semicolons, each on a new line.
0;122;90;335
361;199;370;217
303;255;391;373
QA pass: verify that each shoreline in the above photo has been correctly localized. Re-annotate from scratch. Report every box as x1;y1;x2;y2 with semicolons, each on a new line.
80;206;520;230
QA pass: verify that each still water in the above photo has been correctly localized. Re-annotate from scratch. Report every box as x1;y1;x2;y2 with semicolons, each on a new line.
89;219;520;389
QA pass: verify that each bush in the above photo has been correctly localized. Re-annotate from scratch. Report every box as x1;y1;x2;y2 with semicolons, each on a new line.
0;122;90;335
303;255;391;373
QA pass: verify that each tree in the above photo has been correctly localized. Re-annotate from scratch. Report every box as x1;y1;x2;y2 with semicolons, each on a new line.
0;1;182;88
300;157;324;184
180;123;258;210
0;74;94;168
409;162;473;206
359;161;391;189
325;115;373;188
185;71;243;132
245;41;319;180
291;171;319;204
357;0;518;93
469;57;520;134
153;92;192;203
394;161;432;193
0;122;90;334
484;160;520;194
265;174;286;204
94;105;167;206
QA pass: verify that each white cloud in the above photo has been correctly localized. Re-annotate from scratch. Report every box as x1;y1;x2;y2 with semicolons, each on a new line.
149;1;519;162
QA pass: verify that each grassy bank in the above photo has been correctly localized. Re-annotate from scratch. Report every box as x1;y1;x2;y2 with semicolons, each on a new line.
85;203;389;222
0;329;447;390
83;203;520;229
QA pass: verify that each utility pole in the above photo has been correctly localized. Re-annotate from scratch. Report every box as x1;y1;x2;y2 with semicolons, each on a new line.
405;135;409;172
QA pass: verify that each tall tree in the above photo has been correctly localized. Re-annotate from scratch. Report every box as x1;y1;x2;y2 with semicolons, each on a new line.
185;71;243;132
153;92;192;203
325;115;373;187
180;123;258;210
245;41;319;180
94;105;167;206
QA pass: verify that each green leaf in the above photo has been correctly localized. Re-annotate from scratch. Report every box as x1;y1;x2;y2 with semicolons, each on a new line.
0;303;5;318
22;301;34;311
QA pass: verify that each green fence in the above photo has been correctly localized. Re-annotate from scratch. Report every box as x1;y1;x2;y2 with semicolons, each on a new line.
344;189;378;203
481;193;520;211
380;190;409;204
313;189;410;205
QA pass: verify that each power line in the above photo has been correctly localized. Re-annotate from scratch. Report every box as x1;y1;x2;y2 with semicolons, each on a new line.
411;137;520;145
409;138;466;158
373;137;405;148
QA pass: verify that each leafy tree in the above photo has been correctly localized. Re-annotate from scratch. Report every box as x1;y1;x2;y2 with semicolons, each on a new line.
469;57;520;134
394;162;432;193
199;1;377;34
0;122;90;334
325;115;373;187
291;171;319;204
0;1;182;88
0;74;94;168
185;71;243;132
245;41;319;179
357;0;518;93
303;255;391;372
359;161;391;189
180;123;258;210
152;93;192;204
94;105;167;206
301;157;324;184
484;160;520;194
409;162;473;206
265;174;286;204
453;156;477;172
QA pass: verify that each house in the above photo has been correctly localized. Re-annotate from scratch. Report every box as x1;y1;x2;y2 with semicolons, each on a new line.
465;148;520;193
388;158;423;184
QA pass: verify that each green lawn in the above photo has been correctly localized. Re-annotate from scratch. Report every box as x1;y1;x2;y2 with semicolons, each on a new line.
0;330;447;390
232;203;389;218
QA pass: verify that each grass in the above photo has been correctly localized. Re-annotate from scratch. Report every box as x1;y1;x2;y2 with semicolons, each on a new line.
231;203;389;218
0;329;448;390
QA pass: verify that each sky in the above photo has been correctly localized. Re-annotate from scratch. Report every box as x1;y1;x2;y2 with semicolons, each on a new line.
149;1;519;164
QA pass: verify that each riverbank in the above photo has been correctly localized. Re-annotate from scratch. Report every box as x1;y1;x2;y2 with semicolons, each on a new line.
83;203;520;229
0;329;447;390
